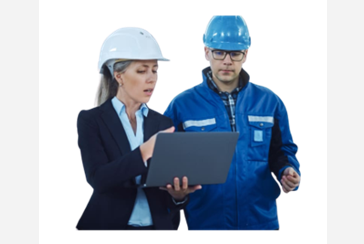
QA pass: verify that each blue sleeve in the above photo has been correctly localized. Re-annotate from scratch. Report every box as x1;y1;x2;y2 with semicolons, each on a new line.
269;97;301;191
164;99;184;132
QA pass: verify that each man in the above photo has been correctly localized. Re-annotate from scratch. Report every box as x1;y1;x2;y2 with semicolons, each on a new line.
164;15;301;230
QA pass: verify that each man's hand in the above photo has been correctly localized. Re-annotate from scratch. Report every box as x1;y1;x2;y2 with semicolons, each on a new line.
159;176;202;201
280;167;300;193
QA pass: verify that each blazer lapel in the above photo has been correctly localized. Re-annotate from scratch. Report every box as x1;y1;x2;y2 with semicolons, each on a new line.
100;100;136;185
99;100;160;185
99;99;131;155
143;110;160;142
142;110;160;183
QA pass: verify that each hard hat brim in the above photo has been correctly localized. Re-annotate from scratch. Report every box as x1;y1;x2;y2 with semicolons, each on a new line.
205;42;250;51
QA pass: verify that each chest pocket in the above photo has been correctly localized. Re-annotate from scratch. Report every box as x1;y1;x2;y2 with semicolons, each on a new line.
247;116;274;161
183;118;217;132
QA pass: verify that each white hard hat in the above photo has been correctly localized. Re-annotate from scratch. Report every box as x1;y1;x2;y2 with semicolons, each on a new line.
98;27;169;75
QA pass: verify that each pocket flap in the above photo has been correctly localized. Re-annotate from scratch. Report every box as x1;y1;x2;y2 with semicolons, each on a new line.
248;116;274;129
183;118;217;131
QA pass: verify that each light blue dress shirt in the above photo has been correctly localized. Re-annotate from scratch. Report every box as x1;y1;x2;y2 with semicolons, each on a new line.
111;97;153;227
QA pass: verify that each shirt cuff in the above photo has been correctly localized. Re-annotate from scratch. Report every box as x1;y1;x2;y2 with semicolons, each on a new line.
172;196;188;205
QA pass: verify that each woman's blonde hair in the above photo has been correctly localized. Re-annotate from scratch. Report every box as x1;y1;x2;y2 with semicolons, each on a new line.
96;60;133;106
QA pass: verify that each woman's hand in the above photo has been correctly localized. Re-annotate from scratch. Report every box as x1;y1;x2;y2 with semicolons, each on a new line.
159;176;202;201
140;126;175;161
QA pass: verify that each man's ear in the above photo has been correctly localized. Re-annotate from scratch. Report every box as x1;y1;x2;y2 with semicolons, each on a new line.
204;46;210;61
242;49;249;63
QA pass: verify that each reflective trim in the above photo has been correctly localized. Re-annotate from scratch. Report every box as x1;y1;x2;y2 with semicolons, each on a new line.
183;118;216;129
254;130;263;142
248;116;274;123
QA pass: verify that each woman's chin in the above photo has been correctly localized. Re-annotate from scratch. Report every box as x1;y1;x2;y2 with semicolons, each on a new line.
140;97;151;104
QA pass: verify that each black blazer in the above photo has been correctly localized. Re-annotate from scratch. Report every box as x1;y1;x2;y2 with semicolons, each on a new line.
76;99;185;230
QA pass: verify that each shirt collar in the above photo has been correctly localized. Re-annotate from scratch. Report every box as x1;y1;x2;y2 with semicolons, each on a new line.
140;103;149;117
111;96;149;117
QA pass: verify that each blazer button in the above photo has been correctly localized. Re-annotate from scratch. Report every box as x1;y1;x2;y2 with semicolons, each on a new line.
259;123;264;127
201;127;205;131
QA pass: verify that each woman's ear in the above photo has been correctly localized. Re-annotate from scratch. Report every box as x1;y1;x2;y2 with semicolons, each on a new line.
114;72;123;86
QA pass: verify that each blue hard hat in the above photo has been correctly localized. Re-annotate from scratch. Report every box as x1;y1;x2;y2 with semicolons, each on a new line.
203;15;251;51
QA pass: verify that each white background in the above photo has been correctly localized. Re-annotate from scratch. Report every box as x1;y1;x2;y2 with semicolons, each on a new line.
40;0;326;243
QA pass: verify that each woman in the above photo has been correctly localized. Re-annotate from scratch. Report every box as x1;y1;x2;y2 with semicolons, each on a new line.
76;27;201;230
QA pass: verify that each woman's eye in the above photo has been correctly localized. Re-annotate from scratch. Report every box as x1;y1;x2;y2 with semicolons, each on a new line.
137;70;146;73
152;70;158;74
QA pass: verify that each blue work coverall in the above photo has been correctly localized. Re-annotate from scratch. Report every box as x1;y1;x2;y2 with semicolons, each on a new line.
164;67;300;230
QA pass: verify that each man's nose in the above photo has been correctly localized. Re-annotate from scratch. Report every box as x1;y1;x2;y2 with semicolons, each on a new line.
223;53;233;64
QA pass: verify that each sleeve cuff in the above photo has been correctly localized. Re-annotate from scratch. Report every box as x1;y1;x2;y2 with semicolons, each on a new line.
278;166;291;181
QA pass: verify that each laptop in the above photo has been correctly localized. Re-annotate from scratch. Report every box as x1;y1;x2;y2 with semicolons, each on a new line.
143;132;239;187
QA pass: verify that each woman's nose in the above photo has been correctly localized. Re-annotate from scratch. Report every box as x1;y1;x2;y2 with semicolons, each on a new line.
147;72;157;83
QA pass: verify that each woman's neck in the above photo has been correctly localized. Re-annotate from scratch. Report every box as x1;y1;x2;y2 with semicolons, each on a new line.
115;94;141;120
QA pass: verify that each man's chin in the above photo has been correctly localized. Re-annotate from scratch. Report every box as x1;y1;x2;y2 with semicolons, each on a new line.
217;77;235;84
